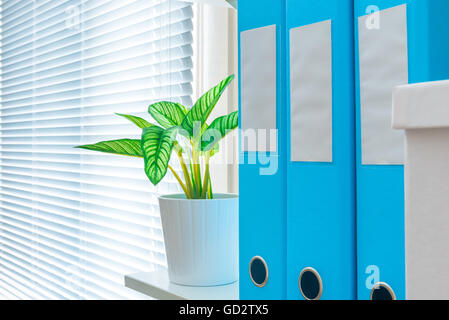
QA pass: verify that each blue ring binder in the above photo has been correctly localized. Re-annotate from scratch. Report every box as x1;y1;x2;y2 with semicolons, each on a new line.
239;0;356;300
355;0;449;300
239;0;449;301
286;0;356;300
238;0;287;300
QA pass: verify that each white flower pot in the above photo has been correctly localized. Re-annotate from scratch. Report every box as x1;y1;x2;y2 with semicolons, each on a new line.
158;194;239;287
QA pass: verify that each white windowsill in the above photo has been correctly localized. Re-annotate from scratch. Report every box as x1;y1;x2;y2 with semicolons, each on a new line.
124;270;239;300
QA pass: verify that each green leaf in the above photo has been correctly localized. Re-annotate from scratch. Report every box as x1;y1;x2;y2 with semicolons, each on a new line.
75;139;143;157
201;111;238;152
182;75;235;135
116;113;153;129
141;126;178;185
148;101;188;129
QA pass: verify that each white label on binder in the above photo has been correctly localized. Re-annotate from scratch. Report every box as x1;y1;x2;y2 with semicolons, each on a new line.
290;20;333;162
241;25;277;152
359;4;408;165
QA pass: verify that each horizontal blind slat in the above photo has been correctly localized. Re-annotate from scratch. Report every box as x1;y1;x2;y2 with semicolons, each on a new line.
1;0;191;300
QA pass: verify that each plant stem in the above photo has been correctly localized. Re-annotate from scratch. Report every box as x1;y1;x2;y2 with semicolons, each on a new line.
175;145;194;198
208;175;213;199
185;144;198;197
191;140;202;197
201;153;211;199
168;165;189;198
189;159;198;198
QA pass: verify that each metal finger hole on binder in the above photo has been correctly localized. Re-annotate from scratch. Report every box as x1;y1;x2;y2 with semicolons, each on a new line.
370;282;396;301
298;267;323;300
249;256;269;288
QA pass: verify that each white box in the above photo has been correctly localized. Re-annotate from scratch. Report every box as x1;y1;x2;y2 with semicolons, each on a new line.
393;79;449;300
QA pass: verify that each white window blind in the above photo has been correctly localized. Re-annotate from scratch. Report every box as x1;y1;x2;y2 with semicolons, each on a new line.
0;0;193;299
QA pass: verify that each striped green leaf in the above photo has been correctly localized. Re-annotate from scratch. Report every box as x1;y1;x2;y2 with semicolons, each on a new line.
116;113;153;129
148;101;188;129
201;111;238;152
75;139;143;157
182;75;235;135
141;126;178;185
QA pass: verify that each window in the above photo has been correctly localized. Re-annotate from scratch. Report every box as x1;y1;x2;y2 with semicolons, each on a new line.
0;0;193;299
192;1;238;194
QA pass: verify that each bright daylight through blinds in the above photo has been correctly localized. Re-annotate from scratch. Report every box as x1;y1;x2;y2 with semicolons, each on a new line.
0;0;192;299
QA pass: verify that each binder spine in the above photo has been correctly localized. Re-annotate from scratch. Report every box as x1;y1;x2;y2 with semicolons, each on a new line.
238;0;287;300
355;0;408;301
286;0;356;300
356;0;449;300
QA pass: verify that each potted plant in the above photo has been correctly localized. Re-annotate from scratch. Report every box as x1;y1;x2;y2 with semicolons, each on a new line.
76;75;239;287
